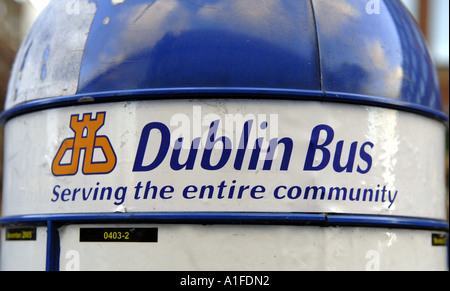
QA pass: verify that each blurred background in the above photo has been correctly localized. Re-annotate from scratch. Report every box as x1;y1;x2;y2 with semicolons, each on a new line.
0;0;449;214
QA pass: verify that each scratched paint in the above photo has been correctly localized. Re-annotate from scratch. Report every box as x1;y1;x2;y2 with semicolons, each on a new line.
5;0;97;109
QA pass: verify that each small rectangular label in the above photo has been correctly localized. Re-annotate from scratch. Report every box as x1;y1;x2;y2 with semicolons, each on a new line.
80;227;158;242
5;228;37;241
431;233;448;246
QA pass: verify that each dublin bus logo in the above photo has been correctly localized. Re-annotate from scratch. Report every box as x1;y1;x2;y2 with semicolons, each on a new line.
52;112;117;176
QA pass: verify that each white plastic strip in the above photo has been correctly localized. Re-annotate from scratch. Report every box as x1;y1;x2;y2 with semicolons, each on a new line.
2;100;447;219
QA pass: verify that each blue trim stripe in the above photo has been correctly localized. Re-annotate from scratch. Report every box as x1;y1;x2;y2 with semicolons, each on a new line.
326;215;449;231
323;91;449;123
0;88;448;124
0;212;448;231
45;221;60;271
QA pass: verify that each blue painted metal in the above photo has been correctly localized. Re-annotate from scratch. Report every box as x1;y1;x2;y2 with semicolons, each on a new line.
2;87;448;124
1;87;448;124
312;0;443;112
1;213;448;231
1;0;447;121
78;0;320;94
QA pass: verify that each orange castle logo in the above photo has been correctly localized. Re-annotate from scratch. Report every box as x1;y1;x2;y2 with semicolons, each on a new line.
52;112;117;176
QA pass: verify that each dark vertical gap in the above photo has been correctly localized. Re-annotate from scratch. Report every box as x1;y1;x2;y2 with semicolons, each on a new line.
309;0;325;98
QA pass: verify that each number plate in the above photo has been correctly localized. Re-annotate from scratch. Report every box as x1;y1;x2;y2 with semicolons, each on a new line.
79;227;158;242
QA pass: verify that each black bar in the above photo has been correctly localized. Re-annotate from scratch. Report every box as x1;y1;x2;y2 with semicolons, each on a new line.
5;227;36;241
80;227;158;242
